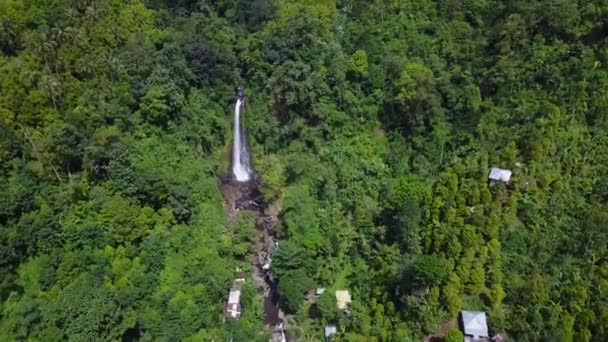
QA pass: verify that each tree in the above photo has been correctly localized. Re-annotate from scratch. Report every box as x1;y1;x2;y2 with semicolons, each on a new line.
412;255;449;287
235;0;277;31
392;62;441;131
281;184;322;249
277;269;314;313
140;83;185;126
42;273;122;341
271;240;313;280
350;50;369;76
48;123;85;172
261;2;333;64
317;291;338;322
269;60;326;122
443;274;463;316
83;126;123;180
233;211;257;259
256;153;285;203
444;328;464;342
385;175;429;208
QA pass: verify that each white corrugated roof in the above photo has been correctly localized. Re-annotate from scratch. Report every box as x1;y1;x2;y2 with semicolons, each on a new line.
228;289;241;304
461;310;488;339
488;167;512;182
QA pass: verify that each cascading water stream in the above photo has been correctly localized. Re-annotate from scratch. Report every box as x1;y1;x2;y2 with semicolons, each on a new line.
221;87;285;335
232;97;253;182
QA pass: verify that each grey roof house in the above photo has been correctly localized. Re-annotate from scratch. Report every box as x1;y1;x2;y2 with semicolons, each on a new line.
460;310;489;342
488;168;512;184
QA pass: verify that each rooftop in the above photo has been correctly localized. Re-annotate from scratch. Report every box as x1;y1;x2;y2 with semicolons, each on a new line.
461;310;489;340
335;290;352;310
228;289;241;305
325;325;337;338
488;168;512;183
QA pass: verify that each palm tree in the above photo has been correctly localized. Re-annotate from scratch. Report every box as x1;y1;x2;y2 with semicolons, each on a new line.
38;73;60;111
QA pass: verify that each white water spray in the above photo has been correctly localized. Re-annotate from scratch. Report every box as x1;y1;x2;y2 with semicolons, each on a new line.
232;98;252;182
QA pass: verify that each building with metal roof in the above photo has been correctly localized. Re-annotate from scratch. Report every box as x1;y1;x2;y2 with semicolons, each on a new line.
460;310;489;342
488;168;512;184
325;325;337;340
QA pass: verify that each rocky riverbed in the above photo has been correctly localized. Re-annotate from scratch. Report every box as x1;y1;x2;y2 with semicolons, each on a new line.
219;175;285;328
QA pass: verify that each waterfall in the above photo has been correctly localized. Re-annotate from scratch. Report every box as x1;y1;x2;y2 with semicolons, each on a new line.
232;98;252;182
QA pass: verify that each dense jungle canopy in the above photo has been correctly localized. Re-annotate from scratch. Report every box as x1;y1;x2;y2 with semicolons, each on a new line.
1;0;608;341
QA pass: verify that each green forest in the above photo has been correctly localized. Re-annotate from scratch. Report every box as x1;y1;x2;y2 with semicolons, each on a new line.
1;0;608;341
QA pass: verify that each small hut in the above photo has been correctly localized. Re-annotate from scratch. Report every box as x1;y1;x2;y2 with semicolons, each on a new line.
460;310;489;342
488;168;512;185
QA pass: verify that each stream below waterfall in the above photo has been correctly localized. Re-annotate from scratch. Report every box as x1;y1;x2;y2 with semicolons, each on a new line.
220;177;285;330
